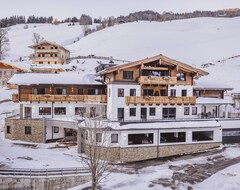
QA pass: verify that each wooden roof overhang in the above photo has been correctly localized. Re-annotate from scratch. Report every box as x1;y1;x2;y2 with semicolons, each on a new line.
0;61;27;72
97;55;209;77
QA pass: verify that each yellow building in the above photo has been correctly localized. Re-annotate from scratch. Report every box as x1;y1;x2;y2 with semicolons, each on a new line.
29;41;70;65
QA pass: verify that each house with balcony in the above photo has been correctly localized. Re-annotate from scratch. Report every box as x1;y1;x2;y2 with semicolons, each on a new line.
5;72;107;143
29;40;70;65
5;54;235;162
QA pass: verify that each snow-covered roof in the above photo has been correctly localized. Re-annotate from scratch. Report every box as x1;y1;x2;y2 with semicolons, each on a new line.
111;120;220;130
194;77;233;90
8;73;104;85
29;40;70;52
196;97;233;105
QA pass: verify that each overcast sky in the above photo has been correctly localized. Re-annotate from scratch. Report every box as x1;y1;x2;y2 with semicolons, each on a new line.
0;0;240;20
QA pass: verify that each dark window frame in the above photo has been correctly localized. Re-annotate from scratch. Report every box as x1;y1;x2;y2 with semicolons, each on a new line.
177;72;186;81
123;71;133;80
111;134;118;143
192;107;198;115
149;107;156;116
182;89;187;97
25;126;31;135
130;89;136;96
129;108;136;117
184;107;190;115
118;88;124;97
6;126;11;134
39;107;51;115
54;107;66;115
54;126;59;133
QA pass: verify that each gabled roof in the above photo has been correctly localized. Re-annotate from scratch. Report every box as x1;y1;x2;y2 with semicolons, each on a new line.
29;40;70;52
97;54;209;76
0;61;28;72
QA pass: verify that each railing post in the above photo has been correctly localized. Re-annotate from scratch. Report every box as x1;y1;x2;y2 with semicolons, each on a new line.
61;168;63;176
46;169;48;178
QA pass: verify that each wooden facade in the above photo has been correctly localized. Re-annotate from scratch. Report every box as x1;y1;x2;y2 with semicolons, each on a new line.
29;41;70;65
13;84;107;103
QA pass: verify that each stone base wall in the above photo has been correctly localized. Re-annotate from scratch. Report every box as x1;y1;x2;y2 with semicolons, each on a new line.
83;142;221;162
5;118;45;143
0;175;90;190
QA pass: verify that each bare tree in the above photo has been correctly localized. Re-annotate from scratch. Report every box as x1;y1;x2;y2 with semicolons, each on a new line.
78;118;111;190
0;27;10;60
32;33;44;44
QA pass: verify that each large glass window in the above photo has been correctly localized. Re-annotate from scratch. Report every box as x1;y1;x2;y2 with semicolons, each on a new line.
75;107;86;116
177;72;186;81
142;70;169;77
78;89;84;95
118;88;124;97
160;89;166;96
149;107;156;116
39;107;51;115
184;107;190;115
162;108;176;119
111;134;118;143
123;71;133;80
192;131;214;141
54;107;66;115
130;89;136;96
170;89;176;97
56;88;67;95
88;89;96;95
143;89;153;96
34;88;45;95
192;107;197;115
182;89;187;97
128;133;153;145
129;108;136;117
160;132;186;143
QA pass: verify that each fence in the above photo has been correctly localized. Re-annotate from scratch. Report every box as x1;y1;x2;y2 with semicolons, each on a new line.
0;167;90;177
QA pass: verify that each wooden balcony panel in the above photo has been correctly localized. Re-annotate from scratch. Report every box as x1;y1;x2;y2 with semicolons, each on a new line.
138;76;177;85
125;96;196;105
12;94;19;102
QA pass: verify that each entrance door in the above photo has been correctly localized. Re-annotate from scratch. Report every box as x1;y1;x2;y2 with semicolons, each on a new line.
117;108;124;121
24;107;32;119
141;108;147;120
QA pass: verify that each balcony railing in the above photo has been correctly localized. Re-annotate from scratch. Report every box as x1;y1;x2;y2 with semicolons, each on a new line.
125;96;196;105
138;76;177;85
12;94;107;103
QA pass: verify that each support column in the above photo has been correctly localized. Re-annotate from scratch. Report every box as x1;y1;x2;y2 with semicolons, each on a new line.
225;105;228;118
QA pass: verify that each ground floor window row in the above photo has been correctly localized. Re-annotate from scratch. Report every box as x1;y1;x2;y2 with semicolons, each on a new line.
128;131;213;145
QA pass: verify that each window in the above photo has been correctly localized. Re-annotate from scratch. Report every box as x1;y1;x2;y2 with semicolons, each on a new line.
192;131;213;141
55;54;57;57
78;89;84;95
192;107;197;115
195;91;200;98
96;133;102;143
160;132;186;143
170;89;176;97
182;89;187;97
118;88;124;97
177;72;186;81
25;126;31;135
130;89;136;96
143;89;153;96
50;54;53;57
111;134;118;143
54;107;66;115
48;61;50;64
118;108;124;120
123;71;133;80
56;88;66;95
54;126;59;133
90;107;97;117
184;107;190;115
75;107;86;116
88;89;96;95
39;107;51;115
6;126;11;134
85;131;88;140
160;89;166;96
162;108;176;119
34;88;45;95
51;47;54;49
149;107;156;116
129;108;136;117
128;133;153;145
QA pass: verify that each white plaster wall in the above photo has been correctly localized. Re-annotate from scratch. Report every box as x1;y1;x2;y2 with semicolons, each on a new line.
107;84;140;121
168;85;193;97
45;125;65;141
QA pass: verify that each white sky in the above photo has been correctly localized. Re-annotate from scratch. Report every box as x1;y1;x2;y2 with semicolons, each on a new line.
0;0;240;20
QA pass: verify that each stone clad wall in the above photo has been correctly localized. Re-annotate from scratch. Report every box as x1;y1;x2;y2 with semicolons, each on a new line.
5;118;45;143
83;142;221;162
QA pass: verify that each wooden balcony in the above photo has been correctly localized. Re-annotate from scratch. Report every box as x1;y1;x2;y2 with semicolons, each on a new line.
138;76;177;85
12;94;107;103
125;96;196;105
12;94;19;102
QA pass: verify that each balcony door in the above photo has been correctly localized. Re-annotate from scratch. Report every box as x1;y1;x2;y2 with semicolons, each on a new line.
141;108;147;120
24;107;32;119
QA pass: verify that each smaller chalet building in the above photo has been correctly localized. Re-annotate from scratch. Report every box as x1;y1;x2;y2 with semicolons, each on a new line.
29;41;70;65
0;61;26;88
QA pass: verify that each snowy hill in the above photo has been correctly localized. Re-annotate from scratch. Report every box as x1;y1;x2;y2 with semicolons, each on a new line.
5;17;240;92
